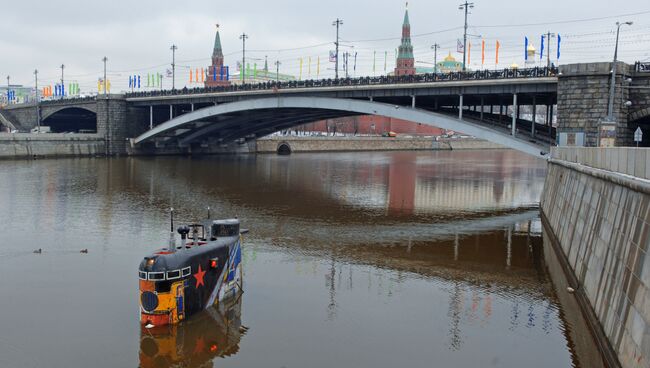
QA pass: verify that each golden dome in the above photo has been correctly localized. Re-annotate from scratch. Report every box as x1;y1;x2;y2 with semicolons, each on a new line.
527;43;536;52
444;52;456;62
511;63;519;69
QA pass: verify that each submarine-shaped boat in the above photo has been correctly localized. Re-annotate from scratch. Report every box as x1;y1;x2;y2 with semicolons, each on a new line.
139;217;244;327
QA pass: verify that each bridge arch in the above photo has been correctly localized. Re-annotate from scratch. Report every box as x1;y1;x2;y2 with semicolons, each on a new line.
134;96;548;157
42;106;97;133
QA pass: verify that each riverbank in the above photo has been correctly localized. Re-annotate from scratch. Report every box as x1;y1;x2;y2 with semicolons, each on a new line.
1;134;507;159
0;133;105;159
256;136;506;154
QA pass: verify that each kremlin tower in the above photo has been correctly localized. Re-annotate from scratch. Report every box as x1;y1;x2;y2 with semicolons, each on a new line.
394;4;416;76
205;25;231;88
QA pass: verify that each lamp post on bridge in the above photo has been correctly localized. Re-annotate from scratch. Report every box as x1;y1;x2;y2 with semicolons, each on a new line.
34;69;40;132
431;43;440;74
458;1;474;72
607;21;632;122
102;57;108;96
240;33;249;84
332;18;343;79
60;64;65;100
275;60;281;83
170;45;178;90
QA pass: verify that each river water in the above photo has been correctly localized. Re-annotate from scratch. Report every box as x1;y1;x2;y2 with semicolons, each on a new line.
0;150;598;368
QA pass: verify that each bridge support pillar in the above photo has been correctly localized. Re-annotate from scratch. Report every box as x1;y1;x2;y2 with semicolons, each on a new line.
169;105;173;120
480;97;484;121
369;96;373;102
149;106;153;130
191;103;195;112
511;93;517;136
458;94;463;120
97;95;129;155
411;95;416;109
531;96;536;137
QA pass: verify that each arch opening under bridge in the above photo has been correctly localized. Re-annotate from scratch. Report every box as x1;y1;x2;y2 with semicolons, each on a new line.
133;96;549;157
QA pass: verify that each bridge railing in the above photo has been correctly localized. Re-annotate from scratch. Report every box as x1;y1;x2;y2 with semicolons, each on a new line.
125;66;558;98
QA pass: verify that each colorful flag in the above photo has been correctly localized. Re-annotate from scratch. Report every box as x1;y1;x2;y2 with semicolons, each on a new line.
540;35;545;60
373;51;376;74
481;40;485;66
384;51;388;71
524;37;529;61
317;56;320;78
457;39;464;53
299;58;303;80
557;34;561;60
329;50;337;62
468;41;471;65
190;69;193;83
308;57;312;77
496;41;500;66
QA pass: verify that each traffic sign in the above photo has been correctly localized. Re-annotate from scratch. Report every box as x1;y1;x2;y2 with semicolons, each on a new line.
634;127;643;147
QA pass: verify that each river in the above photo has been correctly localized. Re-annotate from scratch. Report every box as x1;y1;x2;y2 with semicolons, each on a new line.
0;150;599;367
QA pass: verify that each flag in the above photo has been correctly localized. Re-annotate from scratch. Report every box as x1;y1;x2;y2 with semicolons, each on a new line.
540;35;545;60
299;58;303;80
468;41;471;66
190;69;193;83
166;69;172;77
373;51;376;74
481;39;485;66
308;57;312;77
137;75;141;89
457;39;464;53
384;51;387;71
329;50;337;62
557;34;561;60
524;37;529;61
496;41;500;66
129;76;132;88
354;52;357;72
254;63;257;78
317;56;320;78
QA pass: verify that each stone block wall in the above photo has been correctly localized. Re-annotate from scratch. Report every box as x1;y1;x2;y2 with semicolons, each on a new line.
542;149;650;368
97;95;129;155
557;62;631;147
0;133;105;159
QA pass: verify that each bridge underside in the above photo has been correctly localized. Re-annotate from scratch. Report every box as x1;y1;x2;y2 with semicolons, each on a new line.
134;97;549;157
142;107;362;149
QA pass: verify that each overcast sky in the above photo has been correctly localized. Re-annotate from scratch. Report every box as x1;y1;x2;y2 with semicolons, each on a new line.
2;0;649;92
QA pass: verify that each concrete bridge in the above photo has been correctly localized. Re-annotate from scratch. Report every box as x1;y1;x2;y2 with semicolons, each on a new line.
1;62;649;156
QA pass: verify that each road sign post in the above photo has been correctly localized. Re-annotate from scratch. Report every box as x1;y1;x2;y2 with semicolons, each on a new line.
634;127;643;148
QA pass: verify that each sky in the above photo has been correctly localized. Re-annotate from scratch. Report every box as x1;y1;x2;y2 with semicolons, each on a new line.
1;0;649;93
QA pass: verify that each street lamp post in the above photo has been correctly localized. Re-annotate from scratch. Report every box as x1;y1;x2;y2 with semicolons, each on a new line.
275;60;281;83
332;18;343;79
170;45;178;90
240;33;249;83
431;44;440;74
60;64;65;99
607;21;633;121
458;2;474;72
34;69;40;131
102;57;108;96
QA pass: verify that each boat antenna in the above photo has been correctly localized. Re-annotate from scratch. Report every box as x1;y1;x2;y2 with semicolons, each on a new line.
169;207;176;251
170;207;174;232
207;206;211;219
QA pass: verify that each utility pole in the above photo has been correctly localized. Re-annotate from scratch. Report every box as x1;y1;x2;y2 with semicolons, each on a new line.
240;33;249;83
542;32;556;69
275;60;281;83
60;64;65;99
102;57;108;95
170;45;178;90
458;2;474;72
431;43;440;73
607;21;633;121
332;18;343;79
34;69;40;132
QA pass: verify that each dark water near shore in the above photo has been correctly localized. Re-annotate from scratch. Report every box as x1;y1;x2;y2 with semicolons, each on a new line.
0;150;596;367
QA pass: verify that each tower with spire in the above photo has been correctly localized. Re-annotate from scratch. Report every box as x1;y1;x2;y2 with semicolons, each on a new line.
205;24;231;87
394;3;416;76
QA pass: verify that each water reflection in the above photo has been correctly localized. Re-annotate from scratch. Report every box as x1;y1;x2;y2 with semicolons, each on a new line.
139;295;246;368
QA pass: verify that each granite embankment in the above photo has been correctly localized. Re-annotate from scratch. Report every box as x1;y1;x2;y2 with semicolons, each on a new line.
541;147;650;368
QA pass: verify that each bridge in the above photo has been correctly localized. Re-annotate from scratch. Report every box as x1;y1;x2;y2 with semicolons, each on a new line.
1;62;649;156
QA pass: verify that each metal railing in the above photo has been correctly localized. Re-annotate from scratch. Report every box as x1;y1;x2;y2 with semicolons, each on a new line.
126;66;558;98
634;61;650;72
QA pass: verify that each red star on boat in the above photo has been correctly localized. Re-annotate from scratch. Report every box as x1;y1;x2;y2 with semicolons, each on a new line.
194;264;206;288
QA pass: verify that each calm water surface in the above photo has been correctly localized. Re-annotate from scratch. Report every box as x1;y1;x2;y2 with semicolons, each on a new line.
0;150;595;367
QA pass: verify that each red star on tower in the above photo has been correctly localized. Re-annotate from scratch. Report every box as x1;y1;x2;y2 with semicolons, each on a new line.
194;264;206;288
